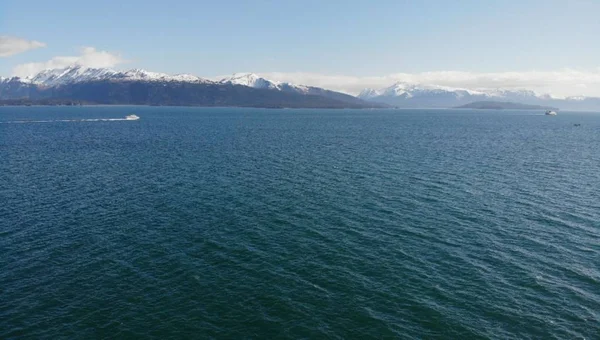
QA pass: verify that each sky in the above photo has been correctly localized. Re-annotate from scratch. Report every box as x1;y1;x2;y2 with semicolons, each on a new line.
2;0;600;96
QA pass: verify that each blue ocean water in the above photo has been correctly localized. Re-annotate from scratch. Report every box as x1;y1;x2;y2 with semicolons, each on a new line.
1;106;599;339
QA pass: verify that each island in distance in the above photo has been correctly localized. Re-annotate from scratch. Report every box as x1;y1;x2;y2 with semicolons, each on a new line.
456;101;559;111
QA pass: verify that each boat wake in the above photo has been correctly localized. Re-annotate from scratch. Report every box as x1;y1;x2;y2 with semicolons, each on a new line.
0;116;139;124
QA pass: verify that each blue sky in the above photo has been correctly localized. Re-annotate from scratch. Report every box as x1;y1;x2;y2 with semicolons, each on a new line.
2;0;600;96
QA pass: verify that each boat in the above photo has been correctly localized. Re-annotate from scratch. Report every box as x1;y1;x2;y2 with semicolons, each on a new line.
125;114;140;120
545;110;557;116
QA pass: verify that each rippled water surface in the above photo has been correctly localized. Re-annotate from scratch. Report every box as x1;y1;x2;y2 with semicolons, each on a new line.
1;107;599;339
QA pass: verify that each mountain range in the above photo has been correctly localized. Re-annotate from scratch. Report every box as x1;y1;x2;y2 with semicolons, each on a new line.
358;83;600;111
0;67;381;109
2;66;600;110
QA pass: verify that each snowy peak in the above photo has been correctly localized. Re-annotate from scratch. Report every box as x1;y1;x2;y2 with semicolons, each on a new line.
170;74;205;82
381;83;415;97
118;68;156;80
219;73;278;90
0;75;30;84
0;68;379;108
23;66;212;86
358;82;553;102
358;88;380;99
3;67;333;100
357;81;568;108
219;73;312;94
26;66;118;86
9;67;319;96
380;82;488;97
113;68;210;83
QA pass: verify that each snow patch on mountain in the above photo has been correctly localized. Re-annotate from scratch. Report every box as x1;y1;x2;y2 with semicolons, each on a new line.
358;82;558;101
0;76;27;84
219;73;278;89
356;81;580;108
358;88;381;99
111;69;209;83
370;82;488;98
20;66;212;86
27;67;117;86
219;73;311;94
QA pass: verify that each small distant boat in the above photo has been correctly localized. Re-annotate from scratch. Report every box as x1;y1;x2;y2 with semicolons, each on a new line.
545;110;557;116
125;114;140;120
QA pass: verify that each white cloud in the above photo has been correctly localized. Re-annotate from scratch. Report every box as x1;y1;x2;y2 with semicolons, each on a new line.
254;69;600;98
12;47;126;77
0;36;46;57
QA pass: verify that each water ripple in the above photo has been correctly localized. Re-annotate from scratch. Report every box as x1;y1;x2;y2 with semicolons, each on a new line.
1;107;599;338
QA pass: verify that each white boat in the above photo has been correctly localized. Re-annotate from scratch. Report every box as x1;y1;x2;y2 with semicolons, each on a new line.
545;110;557;116
125;114;140;120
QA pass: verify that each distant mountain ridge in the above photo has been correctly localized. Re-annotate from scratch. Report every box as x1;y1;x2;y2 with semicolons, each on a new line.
0;66;382;108
456;101;558;110
359;82;600;111
14;66;212;86
3;66;600;110
219;73;283;90
218;73;371;103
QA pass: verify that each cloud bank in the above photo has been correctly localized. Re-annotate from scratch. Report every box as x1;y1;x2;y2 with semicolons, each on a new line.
0;36;46;57
12;47;126;77
258;69;600;98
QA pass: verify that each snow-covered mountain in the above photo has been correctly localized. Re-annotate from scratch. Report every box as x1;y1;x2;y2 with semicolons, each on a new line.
217;73;371;105
219;73;310;94
357;88;381;99
0;76;34;100
359;82;546;107
357;82;600;111
5;67;599;110
6;68;315;94
14;66;213;87
0;67;381;108
219;73;279;90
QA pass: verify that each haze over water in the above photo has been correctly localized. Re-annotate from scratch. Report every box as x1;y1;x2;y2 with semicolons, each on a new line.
1;106;599;339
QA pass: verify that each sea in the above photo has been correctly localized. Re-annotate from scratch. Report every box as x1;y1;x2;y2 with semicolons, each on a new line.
1;106;599;339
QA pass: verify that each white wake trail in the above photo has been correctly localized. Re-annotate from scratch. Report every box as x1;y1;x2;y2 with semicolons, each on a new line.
0;117;138;124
